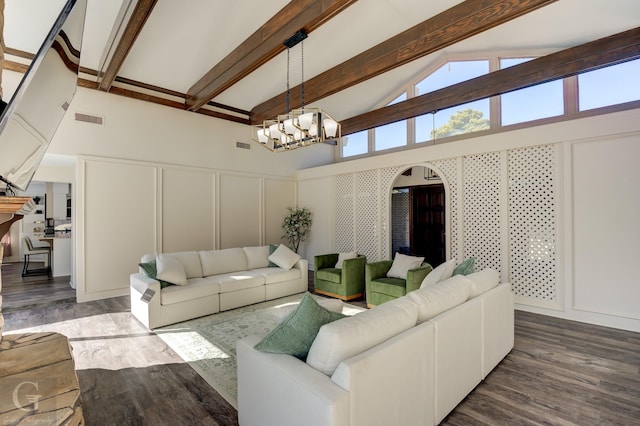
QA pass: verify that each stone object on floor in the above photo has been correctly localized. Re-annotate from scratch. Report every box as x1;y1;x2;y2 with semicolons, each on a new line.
0;332;84;425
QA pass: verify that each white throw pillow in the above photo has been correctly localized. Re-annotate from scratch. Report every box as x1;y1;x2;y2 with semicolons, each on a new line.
156;254;188;286
268;244;301;270
335;251;358;268
386;253;424;279
409;275;471;323
306;296;418;376
466;268;500;297
420;259;456;288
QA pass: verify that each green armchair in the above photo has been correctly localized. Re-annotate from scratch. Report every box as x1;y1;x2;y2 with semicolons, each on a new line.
314;253;367;301
365;260;433;308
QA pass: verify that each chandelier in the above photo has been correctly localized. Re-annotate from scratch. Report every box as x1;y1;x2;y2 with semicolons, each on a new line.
252;30;340;152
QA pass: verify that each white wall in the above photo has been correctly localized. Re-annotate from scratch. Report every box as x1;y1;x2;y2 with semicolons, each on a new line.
298;108;640;332
39;88;319;302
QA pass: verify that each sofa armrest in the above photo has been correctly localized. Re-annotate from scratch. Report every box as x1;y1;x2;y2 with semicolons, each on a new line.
237;335;349;426
406;263;433;293
293;257;309;273
341;255;366;279
315;253;339;271
130;272;161;298
365;260;393;302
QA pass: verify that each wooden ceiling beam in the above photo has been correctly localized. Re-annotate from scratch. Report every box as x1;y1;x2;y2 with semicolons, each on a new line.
250;0;558;124
98;0;158;91
340;27;640;135
185;0;358;112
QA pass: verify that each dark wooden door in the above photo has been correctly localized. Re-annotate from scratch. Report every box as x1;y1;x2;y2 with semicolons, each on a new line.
410;184;446;267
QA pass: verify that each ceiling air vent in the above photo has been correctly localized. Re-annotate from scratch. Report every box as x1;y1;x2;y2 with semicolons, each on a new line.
236;141;251;150
75;112;104;125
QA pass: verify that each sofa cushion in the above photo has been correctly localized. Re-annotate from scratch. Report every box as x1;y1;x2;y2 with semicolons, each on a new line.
466;268;499;297
335;251;357;268
387;253;424;279
243;246;270;270
160;277;221;305
208;272;265;293
139;260;175;289
306;296;418;376
163;251;203;279
420;259;456;288
249;267;301;284
268;244;301;270
452;257;475;276
408;275;472;323
316;268;342;284
156;254;188;286
369;277;407;298
254;292;345;360
199;248;248;277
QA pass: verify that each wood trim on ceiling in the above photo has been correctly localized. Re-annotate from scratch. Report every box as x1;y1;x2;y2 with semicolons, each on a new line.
249;0;559;124
339;27;640;135
185;0;358;112
98;0;158;91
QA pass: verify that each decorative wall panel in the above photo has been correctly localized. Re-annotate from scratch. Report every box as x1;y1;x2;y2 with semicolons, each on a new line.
463;153;502;273
162;168;214;253
508;145;557;301
356;170;380;262
335;173;355;252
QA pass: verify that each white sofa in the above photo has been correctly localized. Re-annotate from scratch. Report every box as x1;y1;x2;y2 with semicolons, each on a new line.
130;245;308;328
237;270;514;426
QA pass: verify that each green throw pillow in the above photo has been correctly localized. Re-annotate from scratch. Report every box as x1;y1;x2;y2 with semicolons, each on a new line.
452;257;475;276
254;292;345;360
138;260;174;289
268;244;279;267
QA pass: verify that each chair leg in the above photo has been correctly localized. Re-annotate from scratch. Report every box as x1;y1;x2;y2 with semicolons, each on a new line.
22;254;29;276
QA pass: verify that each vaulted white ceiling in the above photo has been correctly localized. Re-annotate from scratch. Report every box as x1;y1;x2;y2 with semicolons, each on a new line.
4;0;640;123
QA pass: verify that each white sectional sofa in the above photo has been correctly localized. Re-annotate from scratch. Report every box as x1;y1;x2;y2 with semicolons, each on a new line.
130;245;308;328
237;269;514;426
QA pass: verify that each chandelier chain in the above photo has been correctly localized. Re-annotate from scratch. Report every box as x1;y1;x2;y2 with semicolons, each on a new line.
301;41;305;109
286;48;290;114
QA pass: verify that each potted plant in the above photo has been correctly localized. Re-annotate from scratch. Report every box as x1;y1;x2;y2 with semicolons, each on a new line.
282;207;312;254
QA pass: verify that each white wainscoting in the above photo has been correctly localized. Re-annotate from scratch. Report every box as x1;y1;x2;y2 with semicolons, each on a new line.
76;156;296;302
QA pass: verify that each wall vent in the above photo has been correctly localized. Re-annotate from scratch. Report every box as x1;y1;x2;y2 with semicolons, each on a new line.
75;113;104;125
236;141;251;150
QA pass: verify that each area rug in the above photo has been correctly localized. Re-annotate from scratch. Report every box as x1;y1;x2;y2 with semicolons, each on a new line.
155;293;364;409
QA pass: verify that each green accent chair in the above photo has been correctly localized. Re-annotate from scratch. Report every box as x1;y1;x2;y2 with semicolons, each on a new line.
314;253;367;301
365;260;433;308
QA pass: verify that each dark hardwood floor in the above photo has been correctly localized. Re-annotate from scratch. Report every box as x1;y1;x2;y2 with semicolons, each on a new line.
1;264;639;425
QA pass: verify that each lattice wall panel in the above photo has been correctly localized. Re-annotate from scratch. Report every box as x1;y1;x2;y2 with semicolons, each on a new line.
335;174;355;252
463;153;502;273
356;170;380;263
508;145;557;301
432;158;459;262
380;166;404;260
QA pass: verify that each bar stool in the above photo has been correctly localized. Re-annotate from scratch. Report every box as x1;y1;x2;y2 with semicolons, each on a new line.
22;236;51;276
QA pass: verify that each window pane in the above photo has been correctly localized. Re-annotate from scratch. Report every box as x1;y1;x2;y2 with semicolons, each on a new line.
374;93;407;151
500;58;564;125
416;61;489;94
375;120;407;151
415;61;490;142
342;130;368;157
416;99;489;142
578;59;640;111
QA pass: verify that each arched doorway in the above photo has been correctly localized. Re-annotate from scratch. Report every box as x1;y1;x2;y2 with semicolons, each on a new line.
391;165;446;267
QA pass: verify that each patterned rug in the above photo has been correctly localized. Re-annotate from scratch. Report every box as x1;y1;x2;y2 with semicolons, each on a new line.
155;293;364;409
